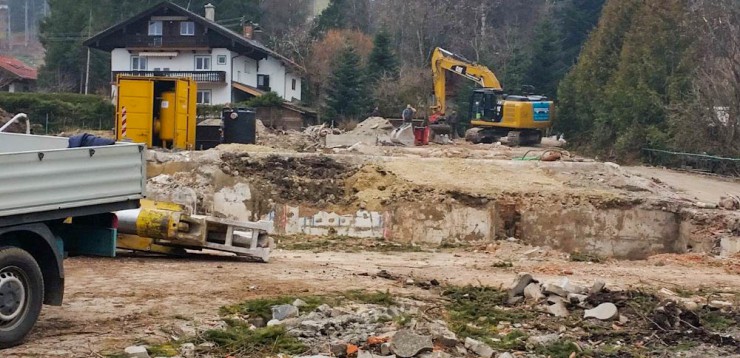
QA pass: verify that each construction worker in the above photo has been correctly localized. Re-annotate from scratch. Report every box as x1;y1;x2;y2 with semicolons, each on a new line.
402;104;416;124
448;111;459;139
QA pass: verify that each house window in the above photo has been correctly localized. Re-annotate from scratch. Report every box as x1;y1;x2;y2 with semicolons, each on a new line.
195;56;211;70
196;89;212;105
131;56;147;70
291;78;297;91
148;21;163;36
180;21;195;36
257;74;270;90
217;55;227;65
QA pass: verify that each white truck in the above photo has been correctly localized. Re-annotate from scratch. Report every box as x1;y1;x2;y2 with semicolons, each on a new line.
0;129;145;347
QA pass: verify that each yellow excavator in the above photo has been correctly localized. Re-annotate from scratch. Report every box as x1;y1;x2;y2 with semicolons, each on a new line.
430;47;554;146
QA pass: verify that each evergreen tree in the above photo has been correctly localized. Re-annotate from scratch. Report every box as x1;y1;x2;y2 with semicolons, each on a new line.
323;45;368;122
366;31;398;82
557;0;607;66
312;0;345;37
524;18;564;99
501;46;530;94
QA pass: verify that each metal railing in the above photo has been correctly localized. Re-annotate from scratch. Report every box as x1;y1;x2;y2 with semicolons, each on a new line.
642;148;740;176
125;35;209;48
113;71;226;83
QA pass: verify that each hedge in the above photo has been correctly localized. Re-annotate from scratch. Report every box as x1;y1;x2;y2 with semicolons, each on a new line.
0;92;115;133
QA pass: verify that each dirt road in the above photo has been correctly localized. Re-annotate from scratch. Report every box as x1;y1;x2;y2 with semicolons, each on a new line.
6;244;739;357
626;166;740;203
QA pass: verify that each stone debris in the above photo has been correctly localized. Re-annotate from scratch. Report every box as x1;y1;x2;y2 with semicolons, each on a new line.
294;298;308;307
544;283;569;297
273;304;300;320
124;345;150;358
464;337;495;358
179;342;195;358
590;281;606;294
390;330;434;357
496;353;515;358
524;283;545;301
527;333;559;346
508;273;535;298
584;303;619;321
547;301;570;317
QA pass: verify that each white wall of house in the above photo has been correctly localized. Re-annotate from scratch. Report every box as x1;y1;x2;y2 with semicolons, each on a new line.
285;72;302;101
109;47;300;104
258;56;285;98
232;54;258;88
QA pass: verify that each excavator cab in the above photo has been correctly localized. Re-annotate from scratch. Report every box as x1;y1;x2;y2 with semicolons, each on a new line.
470;89;504;123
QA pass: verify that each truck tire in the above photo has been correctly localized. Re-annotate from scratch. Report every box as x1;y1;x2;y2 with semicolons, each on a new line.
0;247;44;348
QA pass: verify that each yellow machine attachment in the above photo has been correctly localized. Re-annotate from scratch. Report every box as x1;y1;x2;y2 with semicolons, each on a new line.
115;200;274;262
430;47;554;146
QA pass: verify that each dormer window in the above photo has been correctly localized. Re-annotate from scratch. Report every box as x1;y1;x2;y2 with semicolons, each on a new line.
148;21;162;36
180;22;195;36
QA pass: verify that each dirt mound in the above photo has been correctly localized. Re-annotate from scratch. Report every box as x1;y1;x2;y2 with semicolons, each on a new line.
220;153;357;205
344;165;408;210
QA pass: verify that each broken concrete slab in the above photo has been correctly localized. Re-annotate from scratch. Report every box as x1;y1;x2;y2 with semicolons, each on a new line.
465;337;495;358
584;302;619;320
390;330;433;358
547;295;567;305
508;273;534;298
547;301;570;317
325;134;380;148
590;281;606;294
543;283;569;297
524;283;545;301
272;304;299;320
124;345;150;358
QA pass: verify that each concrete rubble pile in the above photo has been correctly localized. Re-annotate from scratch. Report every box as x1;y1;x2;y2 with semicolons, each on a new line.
325;117;396;149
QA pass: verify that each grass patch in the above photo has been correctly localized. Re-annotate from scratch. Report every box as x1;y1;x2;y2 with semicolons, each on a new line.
442;285;534;342
147;343;179;357
277;235;426;253
487;330;528;351
342;289;395;306
203;324;306;356
569;251;604;263
491;261;513;268
534;340;581;358
701;310;735;331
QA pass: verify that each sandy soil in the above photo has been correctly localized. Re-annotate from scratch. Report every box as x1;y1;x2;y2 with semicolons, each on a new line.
5;245;739;357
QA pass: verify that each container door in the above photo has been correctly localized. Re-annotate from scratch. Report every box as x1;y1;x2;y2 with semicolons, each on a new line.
117;78;154;147
174;78;195;149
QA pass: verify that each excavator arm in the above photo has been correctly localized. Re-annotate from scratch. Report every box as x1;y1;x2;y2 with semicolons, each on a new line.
431;47;502;115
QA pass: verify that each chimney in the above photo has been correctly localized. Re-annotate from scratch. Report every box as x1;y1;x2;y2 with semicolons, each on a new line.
253;24;264;43
204;3;215;21
243;24;254;40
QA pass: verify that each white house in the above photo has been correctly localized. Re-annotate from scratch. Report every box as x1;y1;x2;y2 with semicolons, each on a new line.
84;1;303;106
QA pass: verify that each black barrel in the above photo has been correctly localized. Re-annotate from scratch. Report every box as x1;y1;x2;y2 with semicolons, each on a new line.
222;107;256;145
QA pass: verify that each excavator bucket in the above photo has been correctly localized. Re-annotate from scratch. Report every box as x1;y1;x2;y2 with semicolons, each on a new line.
390;123;415;146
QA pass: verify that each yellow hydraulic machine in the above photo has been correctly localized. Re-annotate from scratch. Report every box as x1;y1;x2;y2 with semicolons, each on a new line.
115;75;197;150
430;47;554;146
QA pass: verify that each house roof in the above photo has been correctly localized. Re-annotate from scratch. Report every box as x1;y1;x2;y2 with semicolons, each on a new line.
84;1;304;73
0;56;37;80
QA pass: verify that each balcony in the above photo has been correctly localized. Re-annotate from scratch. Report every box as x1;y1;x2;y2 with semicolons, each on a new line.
113;71;227;83
125;35;209;49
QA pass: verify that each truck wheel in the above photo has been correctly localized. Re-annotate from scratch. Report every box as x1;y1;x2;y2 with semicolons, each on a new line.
0;247;44;348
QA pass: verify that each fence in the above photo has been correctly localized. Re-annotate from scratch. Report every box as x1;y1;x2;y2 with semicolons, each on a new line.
642;148;740;176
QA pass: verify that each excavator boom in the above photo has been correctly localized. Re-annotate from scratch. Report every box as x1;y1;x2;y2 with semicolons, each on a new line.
431;47;502;115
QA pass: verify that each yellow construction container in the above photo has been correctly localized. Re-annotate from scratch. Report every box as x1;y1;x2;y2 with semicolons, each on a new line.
115;75;197;150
